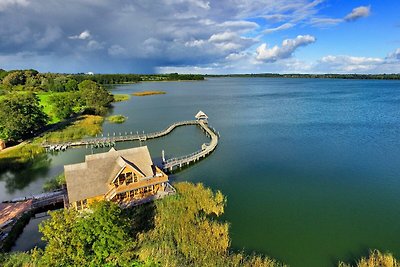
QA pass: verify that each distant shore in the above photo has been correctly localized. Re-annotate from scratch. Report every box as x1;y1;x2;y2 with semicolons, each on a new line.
206;73;400;80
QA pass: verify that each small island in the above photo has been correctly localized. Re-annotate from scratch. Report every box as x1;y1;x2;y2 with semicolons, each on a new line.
132;91;166;96
112;94;130;102
106;115;127;124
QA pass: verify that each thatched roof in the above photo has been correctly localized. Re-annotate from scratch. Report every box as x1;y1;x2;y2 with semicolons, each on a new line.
195;110;208;119
65;146;155;203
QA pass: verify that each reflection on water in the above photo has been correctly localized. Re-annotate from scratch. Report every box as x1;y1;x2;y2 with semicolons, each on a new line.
0;153;51;196
11;213;48;252
2;78;400;267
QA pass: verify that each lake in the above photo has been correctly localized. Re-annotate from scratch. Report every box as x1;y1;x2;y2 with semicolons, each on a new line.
2;77;400;267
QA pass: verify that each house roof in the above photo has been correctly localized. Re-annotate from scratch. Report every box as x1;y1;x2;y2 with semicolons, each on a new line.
195;110;208;119
65;146;155;203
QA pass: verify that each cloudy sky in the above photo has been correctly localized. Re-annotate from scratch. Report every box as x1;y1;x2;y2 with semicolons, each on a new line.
0;0;399;74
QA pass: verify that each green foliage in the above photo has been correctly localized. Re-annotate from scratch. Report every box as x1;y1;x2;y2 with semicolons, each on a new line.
39;201;137;266
78;80;113;114
338;250;399;267
0;251;36;267
43;172;66;192
0;93;48;141
107;115;127;124
137;182;282;267
48;92;81;120
64;79;78;91
2;71;26;87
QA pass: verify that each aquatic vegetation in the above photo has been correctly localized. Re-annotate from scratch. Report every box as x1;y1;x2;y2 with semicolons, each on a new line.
112;94;130;102
132;91;166;96
339;250;399;267
106;114;127;124
39;115;104;143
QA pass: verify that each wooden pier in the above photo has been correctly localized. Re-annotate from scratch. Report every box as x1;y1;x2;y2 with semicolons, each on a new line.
43;112;220;173
162;121;219;172
43;120;201;151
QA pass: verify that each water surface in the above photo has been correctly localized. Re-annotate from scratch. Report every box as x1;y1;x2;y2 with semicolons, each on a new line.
3;78;400;267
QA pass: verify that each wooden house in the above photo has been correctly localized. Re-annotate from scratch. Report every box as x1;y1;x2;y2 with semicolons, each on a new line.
64;146;171;210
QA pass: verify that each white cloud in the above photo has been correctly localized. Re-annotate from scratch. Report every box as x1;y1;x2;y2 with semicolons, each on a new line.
318;55;385;72
256;35;316;62
209;32;237;43
263;23;294;34
344;6;371;22
0;0;29;11
69;30;91;40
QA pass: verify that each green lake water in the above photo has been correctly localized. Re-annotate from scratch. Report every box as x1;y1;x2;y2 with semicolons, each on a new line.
2;77;400;267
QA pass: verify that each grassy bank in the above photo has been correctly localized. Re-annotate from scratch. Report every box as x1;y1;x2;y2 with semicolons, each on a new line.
38;115;103;143
0;115;103;171
106;115;126;124
132;91;166;96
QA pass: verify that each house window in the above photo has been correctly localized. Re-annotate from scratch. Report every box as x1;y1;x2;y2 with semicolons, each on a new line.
118;173;126;185
76;201;82;210
126;172;133;185
133;173;138;183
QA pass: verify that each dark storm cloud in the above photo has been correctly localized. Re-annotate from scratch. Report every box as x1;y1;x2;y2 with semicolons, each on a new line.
0;0;356;73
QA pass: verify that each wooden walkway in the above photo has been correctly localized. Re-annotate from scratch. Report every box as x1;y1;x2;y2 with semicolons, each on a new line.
43;120;200;151
43;116;220;173
162;121;219;172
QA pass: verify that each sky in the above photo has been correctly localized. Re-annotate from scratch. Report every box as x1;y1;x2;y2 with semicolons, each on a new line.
0;0;399;74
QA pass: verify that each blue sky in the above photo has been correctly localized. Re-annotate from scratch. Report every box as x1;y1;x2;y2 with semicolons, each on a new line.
0;0;399;74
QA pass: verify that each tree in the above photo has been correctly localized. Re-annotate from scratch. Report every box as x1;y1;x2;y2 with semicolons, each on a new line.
39;201;136;266
2;71;26;87
48;93;78;120
0;93;48;141
65;78;78;91
78;80;113;114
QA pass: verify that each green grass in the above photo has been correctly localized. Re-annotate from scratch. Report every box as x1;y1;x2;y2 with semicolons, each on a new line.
132;91;166;96
106;114;126;124
112;94;130;102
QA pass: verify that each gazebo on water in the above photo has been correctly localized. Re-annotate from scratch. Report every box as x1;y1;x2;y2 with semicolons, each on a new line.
195;111;208;122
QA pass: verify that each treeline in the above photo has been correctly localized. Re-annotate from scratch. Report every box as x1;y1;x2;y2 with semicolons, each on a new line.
71;73;204;84
206;73;400;80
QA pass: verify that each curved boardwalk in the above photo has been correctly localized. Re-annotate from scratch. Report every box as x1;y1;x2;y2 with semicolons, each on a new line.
43;117;220;173
162;121;219;172
43;120;200;150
